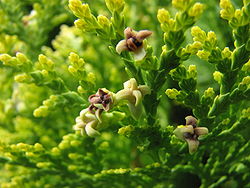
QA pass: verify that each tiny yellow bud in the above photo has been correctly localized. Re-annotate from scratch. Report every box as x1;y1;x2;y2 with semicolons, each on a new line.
242;59;250;72
219;0;235;20
70;140;82;147
220;0;233;9
157;9;170;23
69;0;91;18
97;15;110;28
74;19;92;32
25;152;35;157
68;65;77;74
40;69;48;77
213;71;223;83
68;153;79;160
172;0;191;11
189;3;205;18
58;140;70;150
165;89;180;100
77;85;86;93
33;106;49;117
34;143;44;151
16;143;28;150
36;162;50;168
0;54;14;66
16;52;28;63
186;41;203;54
14;74;30;83
69;52;79;62
234;9;242;19
204;87;215;98
222;47;232;58
188;65;197;78
38;54;47;64
241;76;250;86
105;0;125;12
87;72;96;83
197;50;210;60
51;147;61;156
43;99;53;107
118;125;134;136
207;31;217;47
241;108;250;119
191;26;206;42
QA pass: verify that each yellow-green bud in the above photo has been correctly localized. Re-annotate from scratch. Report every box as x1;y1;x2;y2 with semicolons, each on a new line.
188;3;205;18
68;153;80;160
165;89;180;100
197;50;210;60
204;87;215;98
33;106;49;117
188;65;197;78
191;26;207;42
58;140;70;150
220;0;233;9
36;162;51;168
234;9;242;19
14;74;31;83
219;0;235;20
69;52;85;70
25;152;35;157
74;19;94;32
242;59;250;72
118;125;134;136
16;143;29;150
213;71;223;83
70;140;82;147
87;72;96;83
77;85;86;93
43;99;54;107
38;54;54;70
68;0;91;19
0;54;14;66
41;69;49;77
69;52;79;63
241;76;250;86
97;15;110;28
172;0;191;11
191;41;203;52
16;52;28;63
222;47;232;58
105;0;125;13
207;31;217;47
157;9;170;23
51;147;61;156
34;143;44;151
68;65;77;74
241;108;250;119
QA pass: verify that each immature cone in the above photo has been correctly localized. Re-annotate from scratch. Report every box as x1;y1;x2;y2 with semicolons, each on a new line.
114;78;151;119
173;116;208;154
116;27;152;60
73;109;100;137
88;88;114;122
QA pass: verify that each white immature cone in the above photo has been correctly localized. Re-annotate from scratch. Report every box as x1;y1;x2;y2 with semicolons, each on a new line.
116;27;152;60
114;78;151;120
173;116;208;154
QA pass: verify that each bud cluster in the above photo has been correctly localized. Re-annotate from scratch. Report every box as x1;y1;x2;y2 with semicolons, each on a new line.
68;52;96;93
